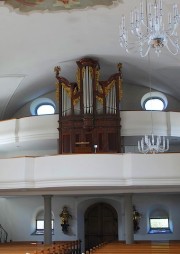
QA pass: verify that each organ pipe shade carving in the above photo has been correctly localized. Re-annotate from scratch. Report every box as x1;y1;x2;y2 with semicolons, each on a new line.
55;60;123;113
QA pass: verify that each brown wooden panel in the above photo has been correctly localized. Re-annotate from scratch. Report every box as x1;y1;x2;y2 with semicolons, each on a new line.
74;146;91;154
62;135;71;153
108;132;117;151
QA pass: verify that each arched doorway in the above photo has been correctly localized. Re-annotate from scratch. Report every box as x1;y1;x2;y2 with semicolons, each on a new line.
84;202;118;251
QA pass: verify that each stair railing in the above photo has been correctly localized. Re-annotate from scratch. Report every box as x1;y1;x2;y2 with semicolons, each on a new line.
0;224;8;243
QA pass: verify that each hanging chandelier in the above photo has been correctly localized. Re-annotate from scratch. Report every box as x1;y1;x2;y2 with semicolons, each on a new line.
119;0;180;57
138;134;169;153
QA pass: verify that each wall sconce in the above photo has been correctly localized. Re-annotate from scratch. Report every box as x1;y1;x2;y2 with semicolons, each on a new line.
59;206;72;234
133;205;141;233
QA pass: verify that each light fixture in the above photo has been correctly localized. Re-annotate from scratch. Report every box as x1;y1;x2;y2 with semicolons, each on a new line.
138;134;169;153
119;0;180;57
94;144;98;153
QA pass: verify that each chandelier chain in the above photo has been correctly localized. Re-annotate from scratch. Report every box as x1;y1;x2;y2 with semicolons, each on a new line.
138;51;169;154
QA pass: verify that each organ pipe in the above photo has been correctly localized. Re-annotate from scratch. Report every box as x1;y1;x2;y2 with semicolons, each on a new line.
54;58;123;117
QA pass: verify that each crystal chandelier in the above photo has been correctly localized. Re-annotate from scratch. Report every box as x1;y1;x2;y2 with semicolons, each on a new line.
119;0;180;57
138;134;169;153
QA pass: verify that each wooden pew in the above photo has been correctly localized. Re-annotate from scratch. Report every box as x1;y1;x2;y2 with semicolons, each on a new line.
86;241;180;254
0;240;81;254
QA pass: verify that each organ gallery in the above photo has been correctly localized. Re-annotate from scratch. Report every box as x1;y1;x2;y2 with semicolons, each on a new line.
54;58;123;154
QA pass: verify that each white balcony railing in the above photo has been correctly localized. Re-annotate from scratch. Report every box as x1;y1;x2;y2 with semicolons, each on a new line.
0;112;179;194
0;153;180;194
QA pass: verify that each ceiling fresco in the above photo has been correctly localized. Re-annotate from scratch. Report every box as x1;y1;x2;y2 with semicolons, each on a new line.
1;0;116;12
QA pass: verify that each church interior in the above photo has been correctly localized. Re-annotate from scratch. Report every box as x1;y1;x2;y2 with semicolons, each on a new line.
0;0;180;253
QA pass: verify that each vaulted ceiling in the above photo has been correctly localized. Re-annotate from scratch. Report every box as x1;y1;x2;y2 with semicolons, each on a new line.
0;0;180;120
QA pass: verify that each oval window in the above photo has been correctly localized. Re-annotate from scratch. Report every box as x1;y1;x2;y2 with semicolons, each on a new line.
144;98;164;111
141;92;168;111
30;98;56;116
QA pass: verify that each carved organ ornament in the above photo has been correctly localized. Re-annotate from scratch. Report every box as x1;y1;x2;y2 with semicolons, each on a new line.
54;58;123;154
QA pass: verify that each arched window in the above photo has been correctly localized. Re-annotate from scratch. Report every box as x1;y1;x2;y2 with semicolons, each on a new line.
33;210;54;235
30;98;56;116
149;208;171;234
145;98;164;111
36;104;55;115
141;92;168;111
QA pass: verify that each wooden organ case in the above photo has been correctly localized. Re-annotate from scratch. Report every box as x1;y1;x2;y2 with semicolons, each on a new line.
54;58;123;154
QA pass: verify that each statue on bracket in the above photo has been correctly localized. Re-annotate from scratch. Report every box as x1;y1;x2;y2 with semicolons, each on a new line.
60;206;72;234
133;205;141;233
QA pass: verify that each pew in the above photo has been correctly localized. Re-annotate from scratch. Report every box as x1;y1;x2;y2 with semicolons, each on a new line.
85;241;180;254
0;240;81;254
1;240;180;254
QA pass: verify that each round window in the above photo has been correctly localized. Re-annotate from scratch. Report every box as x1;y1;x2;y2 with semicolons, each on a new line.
141;92;168;111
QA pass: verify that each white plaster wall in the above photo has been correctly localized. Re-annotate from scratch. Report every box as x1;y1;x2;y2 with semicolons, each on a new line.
18;115;58;142
0;194;180;245
121;111;169;136
1;154;180;192
0;197;44;242
14;91;58;119
13;86;180;118
4;148;57;158
121;84;180;112
1;111;180;157
52;196;78;241
133;194;180;241
0;196;78;242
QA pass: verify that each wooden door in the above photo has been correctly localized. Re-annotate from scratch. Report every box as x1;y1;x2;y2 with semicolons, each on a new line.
85;203;118;251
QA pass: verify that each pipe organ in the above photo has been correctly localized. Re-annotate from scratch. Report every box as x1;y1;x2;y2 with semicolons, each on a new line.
54;58;123;154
